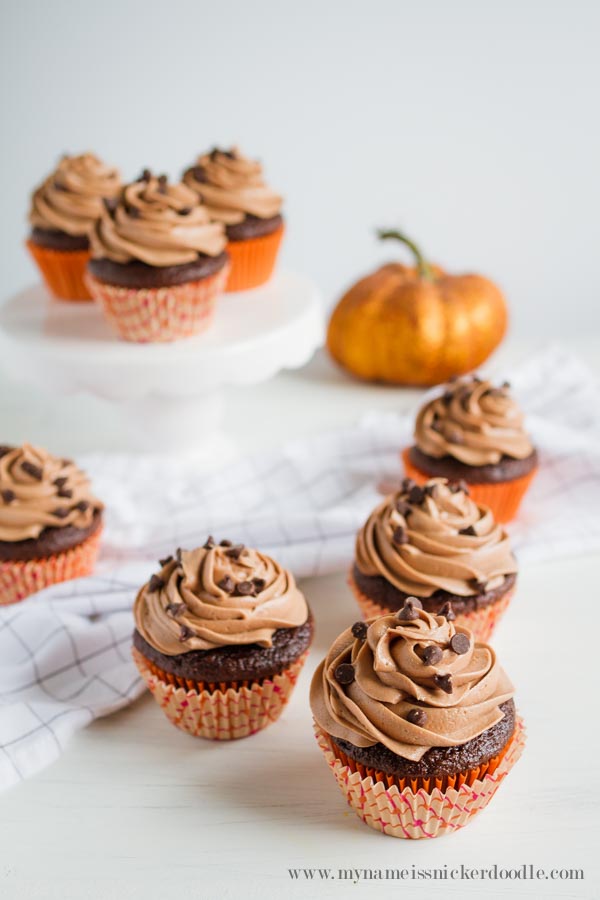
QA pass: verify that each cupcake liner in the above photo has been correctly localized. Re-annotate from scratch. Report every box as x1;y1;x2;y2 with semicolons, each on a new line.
314;717;525;839
85;263;230;343
225;225;284;292
26;240;92;301
132;646;309;740
0;528;103;606
401;448;537;523
350;572;514;643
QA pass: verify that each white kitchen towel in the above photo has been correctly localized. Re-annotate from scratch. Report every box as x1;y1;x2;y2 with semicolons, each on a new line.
1;344;599;789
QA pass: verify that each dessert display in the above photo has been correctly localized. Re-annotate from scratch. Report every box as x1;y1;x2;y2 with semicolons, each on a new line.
310;604;525;838
27;152;121;301
327;229;508;384
86;171;229;342
351;477;517;641
184;147;283;291
132;539;313;739
403;375;538;521
0;444;104;604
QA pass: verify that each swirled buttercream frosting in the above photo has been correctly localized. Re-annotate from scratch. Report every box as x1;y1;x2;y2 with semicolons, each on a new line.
414;375;534;466
0;444;103;542
134;540;309;653
310;604;514;760
355;478;516;597
183;147;282;225
89;172;227;266
29;153;121;237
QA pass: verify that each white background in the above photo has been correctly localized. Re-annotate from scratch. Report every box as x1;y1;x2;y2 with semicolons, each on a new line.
1;0;600;336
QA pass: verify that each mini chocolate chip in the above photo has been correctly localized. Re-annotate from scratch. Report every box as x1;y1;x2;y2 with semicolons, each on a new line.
434;673;453;694
420;644;443;666
445;427;463;444
203;535;215;549
62;458;73;467
21;461;42;480
52;507;70;519
220;539;233;547
397;597;422;621
334;663;355;685
103;197;118;215
218;575;235;594
76;500;89;512
179;206;192;215
159;555;173;567
1;489;15;504
351;621;368;640
439;601;456;621
175;547;183;564
395;499;412;517
408;485;425;505
450;480;469;495
138;168;152;182
393;526;408;545
166;602;186;617
401;477;416;492
235;580;254;596
502;380;511;389
210;148;221;161
157;174;168;193
459;525;477;536
148;574;164;593
252;577;266;592
192;165;207;183
407;708;427;726
53;476;68;488
225;544;244;560
57;487;73;499
179;625;194;642
450;633;470;655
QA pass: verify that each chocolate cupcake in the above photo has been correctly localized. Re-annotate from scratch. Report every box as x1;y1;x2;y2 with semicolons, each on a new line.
132;539;313;740
403;375;538;522
183;147;284;291
0;444;104;605
310;604;525;838
86;172;229;342
351;477;517;641
27;152;121;301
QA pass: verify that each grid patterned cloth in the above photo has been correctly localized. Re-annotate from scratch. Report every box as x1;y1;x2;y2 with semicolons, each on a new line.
1;346;599;790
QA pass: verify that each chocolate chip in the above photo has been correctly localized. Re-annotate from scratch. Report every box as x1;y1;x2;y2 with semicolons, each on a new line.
203;535;215;549
159;555;173;567
57;487;73;499
53;476;68;488
408;485;425;505
220;539;233;547
103;197;118;215
217;575;235;594
179;206;192;215
252;577;266;592
393;526;408;545
407;708;427;726
21;461;42;480
157;174;168;193
225;544;244;560
395;499;411;517
445;427;463;444
351;621;368;640
179;625;194;642
138;169;152;182
148;574;164;593
235;580;254;596
450;480;469;495
434;673;453;694
401;478;416;492
420;644;443;666
209;147;221;161
166;602;186;617
1;489;15;504
459;525;477;536
502;381;511;389
175;547;183;564
52;507;70;519
192;165;207;183
439;601;456;621
76;500;89;512
450;633;470;655
397;597;422;621
334;663;355;685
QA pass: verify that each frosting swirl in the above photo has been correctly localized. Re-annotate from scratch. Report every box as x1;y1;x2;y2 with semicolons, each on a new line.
355;478;516;597
0;444;103;541
29;153;121;237
134;541;308;653
183;147;282;224
310;607;514;760
414;375;534;465
89;173;227;266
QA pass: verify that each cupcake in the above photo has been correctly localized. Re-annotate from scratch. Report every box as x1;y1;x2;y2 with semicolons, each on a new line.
132;539;313;739
27;152;121;301
86;172;229;342
0;444;104;605
310;604;525;838
402;375;538;522
350;478;517;641
183;147;283;291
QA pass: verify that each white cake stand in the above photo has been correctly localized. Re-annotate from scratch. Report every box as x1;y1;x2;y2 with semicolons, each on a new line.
0;271;324;451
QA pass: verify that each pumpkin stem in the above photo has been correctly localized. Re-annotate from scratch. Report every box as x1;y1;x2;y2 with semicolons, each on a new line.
377;229;434;280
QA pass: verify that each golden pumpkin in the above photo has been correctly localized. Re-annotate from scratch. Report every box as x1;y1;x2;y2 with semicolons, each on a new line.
327;230;508;386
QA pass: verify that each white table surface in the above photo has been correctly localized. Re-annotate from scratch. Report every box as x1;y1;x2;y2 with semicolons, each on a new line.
1;338;599;900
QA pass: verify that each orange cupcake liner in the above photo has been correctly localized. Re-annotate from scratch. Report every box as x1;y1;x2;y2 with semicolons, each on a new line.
0;528;103;606
349;572;514;643
26;240;93;301
225;224;284;292
314;717;525;839
85;263;230;343
401;448;537;523
132;646;309;740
